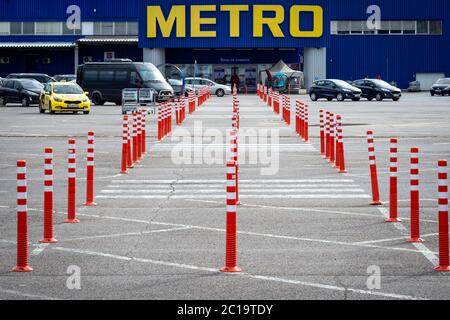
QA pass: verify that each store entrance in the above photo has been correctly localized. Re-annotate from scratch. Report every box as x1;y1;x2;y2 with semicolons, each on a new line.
212;65;258;93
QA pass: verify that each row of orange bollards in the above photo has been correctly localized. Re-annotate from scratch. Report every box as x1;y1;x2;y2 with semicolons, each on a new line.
13;134;96;272
320;109;347;173
367;132;450;271
295;100;309;143
121;109;147;174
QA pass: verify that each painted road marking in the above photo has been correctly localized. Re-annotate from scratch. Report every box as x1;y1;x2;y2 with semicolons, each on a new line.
0;287;60;300
50;246;427;300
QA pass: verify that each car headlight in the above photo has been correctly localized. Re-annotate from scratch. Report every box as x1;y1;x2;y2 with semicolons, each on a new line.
53;97;63;102
343;88;352;92
83;97;89;103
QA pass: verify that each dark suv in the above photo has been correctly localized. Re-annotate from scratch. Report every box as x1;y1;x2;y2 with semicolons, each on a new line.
430;78;450;96
7;73;56;84
309;79;362;102
353;79;402;101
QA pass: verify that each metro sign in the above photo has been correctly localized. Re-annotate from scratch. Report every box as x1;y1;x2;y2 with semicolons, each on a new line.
147;4;323;39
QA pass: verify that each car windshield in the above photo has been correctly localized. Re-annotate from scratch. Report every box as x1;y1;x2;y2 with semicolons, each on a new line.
137;64;167;82
169;79;182;86
20;80;44;90
436;78;450;85
332;80;356;89
53;85;83;94
371;79;395;88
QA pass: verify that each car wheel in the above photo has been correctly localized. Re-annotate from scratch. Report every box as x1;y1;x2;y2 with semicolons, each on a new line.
336;93;344;102
83;111;90;115
376;93;383;101
92;93;105;106
49;101;55;114
21;96;30;107
39;100;45;113
0;96;6;106
216;89;225;97
431;92;435;96
310;92;318;101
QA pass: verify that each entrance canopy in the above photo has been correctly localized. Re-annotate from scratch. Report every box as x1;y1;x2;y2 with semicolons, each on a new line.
260;60;304;91
267;60;303;78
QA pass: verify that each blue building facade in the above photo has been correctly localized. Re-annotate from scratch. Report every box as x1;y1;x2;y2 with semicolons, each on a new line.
0;0;448;89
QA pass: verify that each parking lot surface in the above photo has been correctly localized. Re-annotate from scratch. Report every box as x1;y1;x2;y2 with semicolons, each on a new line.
0;92;450;300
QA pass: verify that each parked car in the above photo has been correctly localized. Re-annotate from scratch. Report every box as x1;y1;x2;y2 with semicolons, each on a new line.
53;74;76;83
39;82;90;114
77;61;174;105
0;78;44;107
168;78;195;98
353;79;402;101
430;78;450;96
309;79;362;102
184;77;231;97
408;81;421;92
6;73;56;84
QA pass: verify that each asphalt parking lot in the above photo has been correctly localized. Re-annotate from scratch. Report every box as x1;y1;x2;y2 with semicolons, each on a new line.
0;91;449;300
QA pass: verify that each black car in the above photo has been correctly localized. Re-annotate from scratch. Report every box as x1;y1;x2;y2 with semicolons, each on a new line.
7;73;56;84
53;74;76;82
353;79;402;101
430;78;450;96
309;79;362;102
0;78;44;107
77;61;174;105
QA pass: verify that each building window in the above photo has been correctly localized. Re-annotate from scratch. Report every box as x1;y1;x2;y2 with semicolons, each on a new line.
430;21;442;34
63;22;82;35
114;22;127;36
10;22;22;35
0;22;9;35
331;20;443;36
22;22;35;35
36;22;62;35
127;22;138;35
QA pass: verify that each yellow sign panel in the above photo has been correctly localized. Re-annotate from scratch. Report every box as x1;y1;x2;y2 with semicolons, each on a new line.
147;5;323;39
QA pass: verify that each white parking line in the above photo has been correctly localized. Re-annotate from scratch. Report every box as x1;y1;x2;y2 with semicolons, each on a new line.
31;243;49;256
96;194;372;199
0;287;60;300
353;233;438;245
50;246;427;300
63;226;192;242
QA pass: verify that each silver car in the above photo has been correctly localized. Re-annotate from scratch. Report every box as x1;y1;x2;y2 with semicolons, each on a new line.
185;77;231;97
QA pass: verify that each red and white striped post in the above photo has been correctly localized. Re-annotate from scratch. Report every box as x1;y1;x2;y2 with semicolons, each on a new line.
141;110;147;154
132;113;138;161
268;88;272;107
40;148;58;243
319;109;325;156
121;116;129;174
84;132;96;206
137;110;142;160
386;138;401;222
65;139;79;223
231;131;239;205
220;160;242;273
435;160;450;271
285;96;291;126
407;147;424;243
126;116;133;168
175;99;180;125
303;104;309;142
329;113;336;165
325;112;331;159
335;115;347;173
367;131;382;205
12;160;33;272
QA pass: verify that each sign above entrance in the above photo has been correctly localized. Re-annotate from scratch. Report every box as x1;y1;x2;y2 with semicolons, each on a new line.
139;0;328;48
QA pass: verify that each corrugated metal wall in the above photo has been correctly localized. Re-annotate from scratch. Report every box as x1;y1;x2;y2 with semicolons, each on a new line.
143;48;165;66
304;48;326;89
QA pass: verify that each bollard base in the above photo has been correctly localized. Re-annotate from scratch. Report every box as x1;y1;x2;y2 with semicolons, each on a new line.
12;265;33;272
84;201;97;207
64;218;80;224
434;265;450;272
407;237;424;243
385;218;402;223
39;238;58;244
370;201;383;206
339;169;348;174
120;170;128;175
220;266;242;273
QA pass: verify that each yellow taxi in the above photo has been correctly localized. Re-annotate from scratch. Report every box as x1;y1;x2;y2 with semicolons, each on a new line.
39;82;90;114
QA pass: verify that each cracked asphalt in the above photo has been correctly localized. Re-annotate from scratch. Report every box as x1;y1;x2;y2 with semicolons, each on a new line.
0;91;450;300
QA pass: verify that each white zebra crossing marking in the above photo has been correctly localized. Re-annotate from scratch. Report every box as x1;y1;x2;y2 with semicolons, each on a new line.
97;179;370;200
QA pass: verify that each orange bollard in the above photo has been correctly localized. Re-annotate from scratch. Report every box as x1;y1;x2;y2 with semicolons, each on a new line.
13;160;33;272
435;160;450;271
319;109;325;155
121;116;129;174
84;132;96;206
407;147;424;242
65;139;79;223
367;131;382;205
41;148;58;243
386;138;401;222
220;160;242;273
